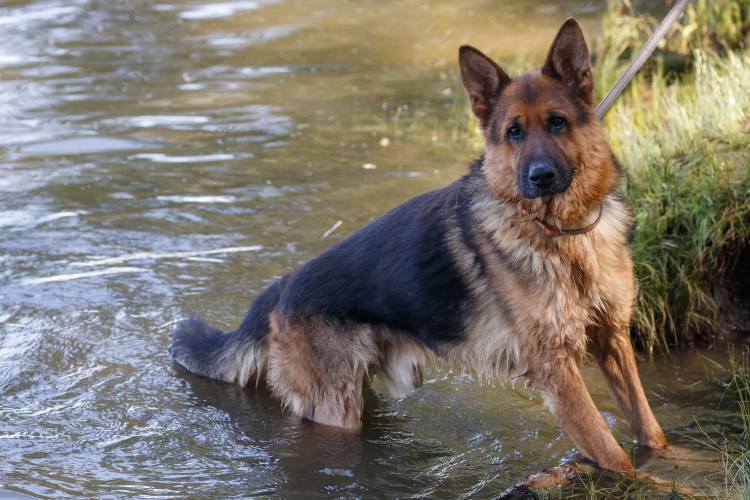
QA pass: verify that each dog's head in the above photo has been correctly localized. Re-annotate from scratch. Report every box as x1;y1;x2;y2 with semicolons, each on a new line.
458;18;621;222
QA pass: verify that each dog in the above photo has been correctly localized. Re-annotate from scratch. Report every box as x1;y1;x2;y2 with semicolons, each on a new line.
170;18;668;473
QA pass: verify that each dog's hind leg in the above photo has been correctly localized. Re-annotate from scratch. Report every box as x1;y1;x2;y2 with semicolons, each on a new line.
531;357;633;473
589;324;667;449
266;312;378;429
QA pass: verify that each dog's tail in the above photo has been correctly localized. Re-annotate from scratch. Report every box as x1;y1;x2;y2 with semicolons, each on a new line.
169;316;268;386
170;283;280;387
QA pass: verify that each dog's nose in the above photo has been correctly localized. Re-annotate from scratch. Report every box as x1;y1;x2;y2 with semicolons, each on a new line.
528;160;556;186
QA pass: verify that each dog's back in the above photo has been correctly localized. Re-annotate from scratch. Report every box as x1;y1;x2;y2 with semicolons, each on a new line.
172;166;492;405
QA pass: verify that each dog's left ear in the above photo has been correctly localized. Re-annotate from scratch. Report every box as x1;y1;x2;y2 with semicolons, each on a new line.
542;18;594;104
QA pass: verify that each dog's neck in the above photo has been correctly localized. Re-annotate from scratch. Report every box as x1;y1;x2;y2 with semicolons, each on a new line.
534;203;603;237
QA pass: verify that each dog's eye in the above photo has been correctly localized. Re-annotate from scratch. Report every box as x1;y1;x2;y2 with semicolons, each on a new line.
551;116;566;129
507;125;522;139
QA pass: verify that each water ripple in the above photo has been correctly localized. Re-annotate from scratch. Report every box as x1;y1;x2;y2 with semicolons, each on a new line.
21;267;151;285
70;246;263;268
129;153;236;163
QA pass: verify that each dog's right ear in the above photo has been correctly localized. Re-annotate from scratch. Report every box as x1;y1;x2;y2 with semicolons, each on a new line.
458;45;511;125
541;18;594;104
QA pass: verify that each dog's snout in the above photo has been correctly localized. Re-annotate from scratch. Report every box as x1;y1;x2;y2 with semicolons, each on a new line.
518;157;572;199
528;160;556;186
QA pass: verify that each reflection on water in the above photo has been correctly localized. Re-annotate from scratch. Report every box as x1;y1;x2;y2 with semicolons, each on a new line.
0;0;735;498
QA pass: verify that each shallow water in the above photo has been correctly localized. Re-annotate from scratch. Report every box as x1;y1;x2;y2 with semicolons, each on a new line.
0;0;741;498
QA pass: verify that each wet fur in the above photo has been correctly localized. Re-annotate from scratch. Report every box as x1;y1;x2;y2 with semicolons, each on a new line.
170;19;667;472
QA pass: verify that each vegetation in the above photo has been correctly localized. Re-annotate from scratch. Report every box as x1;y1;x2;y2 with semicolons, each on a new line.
702;345;750;498
591;0;750;351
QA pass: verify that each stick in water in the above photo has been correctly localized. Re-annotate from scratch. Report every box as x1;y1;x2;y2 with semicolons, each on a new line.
322;220;343;239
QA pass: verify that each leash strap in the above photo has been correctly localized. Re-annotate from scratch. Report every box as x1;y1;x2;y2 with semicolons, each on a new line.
595;0;691;120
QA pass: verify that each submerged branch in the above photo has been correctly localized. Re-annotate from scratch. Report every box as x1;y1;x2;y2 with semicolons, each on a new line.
496;461;597;499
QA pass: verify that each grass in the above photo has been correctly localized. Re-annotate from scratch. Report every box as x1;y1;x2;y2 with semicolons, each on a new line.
723;347;750;498
701;345;750;498
571;0;750;350
616;48;750;350
595;0;750;350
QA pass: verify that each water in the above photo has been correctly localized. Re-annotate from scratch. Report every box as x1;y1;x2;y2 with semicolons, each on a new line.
0;0;739;498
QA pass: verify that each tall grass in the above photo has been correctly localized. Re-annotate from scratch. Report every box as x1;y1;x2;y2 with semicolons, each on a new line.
596;1;750;350
594;0;750;101
724;347;750;497
614;48;750;350
702;345;750;498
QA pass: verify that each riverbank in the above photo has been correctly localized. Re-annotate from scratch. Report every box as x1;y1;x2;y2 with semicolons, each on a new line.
596;0;750;352
703;345;750;498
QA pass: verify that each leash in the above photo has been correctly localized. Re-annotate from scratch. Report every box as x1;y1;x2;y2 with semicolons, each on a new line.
595;0;691;119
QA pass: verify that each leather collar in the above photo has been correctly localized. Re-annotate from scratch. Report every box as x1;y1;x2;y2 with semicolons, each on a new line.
534;204;603;237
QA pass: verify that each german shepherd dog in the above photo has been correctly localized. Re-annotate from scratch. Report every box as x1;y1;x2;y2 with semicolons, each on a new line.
171;19;668;472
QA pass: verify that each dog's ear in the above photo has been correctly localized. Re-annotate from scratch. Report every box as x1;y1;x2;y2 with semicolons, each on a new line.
541;18;594;104
458;45;511;124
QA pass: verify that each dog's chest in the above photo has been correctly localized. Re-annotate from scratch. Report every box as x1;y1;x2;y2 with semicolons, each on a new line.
504;233;622;354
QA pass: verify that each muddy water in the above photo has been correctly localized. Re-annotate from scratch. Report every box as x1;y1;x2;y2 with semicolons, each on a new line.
0;0;740;498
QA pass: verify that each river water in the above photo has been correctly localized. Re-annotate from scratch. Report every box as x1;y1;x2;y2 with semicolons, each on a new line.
0;0;742;498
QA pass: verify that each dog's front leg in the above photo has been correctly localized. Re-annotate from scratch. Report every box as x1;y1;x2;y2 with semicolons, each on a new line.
589;325;668;449
531;357;633;473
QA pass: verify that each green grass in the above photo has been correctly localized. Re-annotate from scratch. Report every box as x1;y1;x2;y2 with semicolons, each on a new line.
596;0;750;350
578;0;750;350
701;345;750;498
724;347;750;498
614;47;750;350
